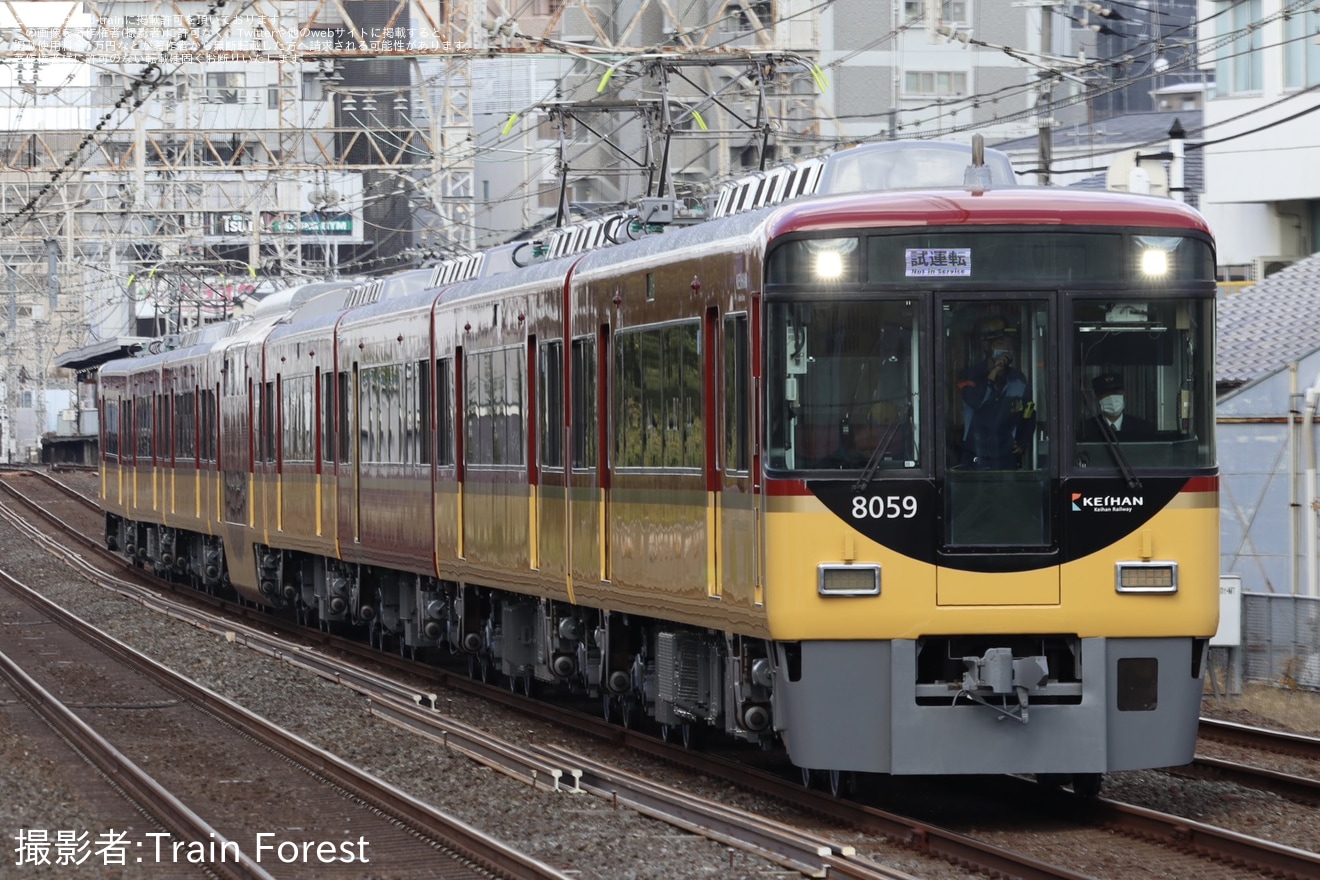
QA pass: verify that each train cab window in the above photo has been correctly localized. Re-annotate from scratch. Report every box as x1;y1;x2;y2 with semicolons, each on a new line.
766;300;918;473
942;301;1051;548
1071;297;1215;471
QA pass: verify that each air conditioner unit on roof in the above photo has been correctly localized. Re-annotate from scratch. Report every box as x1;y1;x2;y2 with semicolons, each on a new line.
1253;256;1297;281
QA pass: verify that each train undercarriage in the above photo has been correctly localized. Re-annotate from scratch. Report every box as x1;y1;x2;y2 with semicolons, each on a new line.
104;513;778;751
105;511;1185;795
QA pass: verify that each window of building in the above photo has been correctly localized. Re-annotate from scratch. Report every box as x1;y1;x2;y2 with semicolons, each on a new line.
904;70;968;96
1285;4;1320;89
1216;0;1262;95
205;71;244;104
903;0;968;23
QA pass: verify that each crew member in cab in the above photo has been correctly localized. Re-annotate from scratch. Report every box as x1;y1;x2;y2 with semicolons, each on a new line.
958;317;1035;469
1080;372;1154;441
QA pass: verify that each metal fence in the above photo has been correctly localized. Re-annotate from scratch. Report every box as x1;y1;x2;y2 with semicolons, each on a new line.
1243;593;1320;690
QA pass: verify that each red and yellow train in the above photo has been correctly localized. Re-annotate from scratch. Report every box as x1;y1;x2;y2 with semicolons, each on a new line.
100;141;1219;794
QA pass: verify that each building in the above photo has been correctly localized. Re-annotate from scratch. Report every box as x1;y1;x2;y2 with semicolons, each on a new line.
1217;253;1320;597
1196;0;1320;273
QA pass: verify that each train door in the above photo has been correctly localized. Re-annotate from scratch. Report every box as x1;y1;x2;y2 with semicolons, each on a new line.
220;344;250;527
536;338;568;583
716;310;758;605
568;329;606;587
937;298;1058;604
335;364;359;546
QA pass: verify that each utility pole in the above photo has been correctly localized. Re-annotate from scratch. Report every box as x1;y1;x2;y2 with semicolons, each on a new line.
1037;2;1054;185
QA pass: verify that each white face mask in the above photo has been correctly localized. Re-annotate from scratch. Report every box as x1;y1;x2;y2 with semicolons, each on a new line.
1099;394;1124;418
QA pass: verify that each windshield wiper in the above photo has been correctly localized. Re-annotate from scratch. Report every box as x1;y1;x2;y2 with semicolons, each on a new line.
853;397;912;492
1093;409;1141;490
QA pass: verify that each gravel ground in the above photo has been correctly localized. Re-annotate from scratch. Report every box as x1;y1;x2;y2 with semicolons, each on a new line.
7;469;1320;880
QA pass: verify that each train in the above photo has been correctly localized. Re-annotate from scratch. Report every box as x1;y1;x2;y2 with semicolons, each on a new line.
99;139;1219;794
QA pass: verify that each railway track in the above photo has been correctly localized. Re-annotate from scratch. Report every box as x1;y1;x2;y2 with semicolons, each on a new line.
0;559;570;880
7;468;1320;880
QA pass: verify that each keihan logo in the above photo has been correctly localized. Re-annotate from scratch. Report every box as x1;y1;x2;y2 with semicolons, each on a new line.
1071;493;1144;513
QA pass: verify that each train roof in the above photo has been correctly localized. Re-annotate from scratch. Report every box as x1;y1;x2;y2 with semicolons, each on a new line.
763;186;1213;239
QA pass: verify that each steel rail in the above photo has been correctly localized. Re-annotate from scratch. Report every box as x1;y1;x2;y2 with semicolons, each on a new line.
1199;717;1320;761
0;573;275;880
0;564;571;880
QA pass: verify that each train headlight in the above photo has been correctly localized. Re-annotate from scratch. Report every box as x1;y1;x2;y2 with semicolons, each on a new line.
815;250;844;279
804;236;858;281
1135;235;1180;278
1139;249;1169;277
818;564;880;596
1115;561;1178;594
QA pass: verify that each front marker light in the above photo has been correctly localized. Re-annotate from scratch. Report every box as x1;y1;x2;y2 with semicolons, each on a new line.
818;564;880;596
1116;562;1178;594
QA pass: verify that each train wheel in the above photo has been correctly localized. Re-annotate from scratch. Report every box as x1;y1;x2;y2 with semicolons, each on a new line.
620;695;638;729
660;724;674;743
1071;773;1102;798
1036;773;1069;789
828;770;845;798
601;693;615;723
800;768;814;789
680;722;697;750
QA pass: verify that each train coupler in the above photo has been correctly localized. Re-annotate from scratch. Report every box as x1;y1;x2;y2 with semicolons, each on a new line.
957;648;1049;723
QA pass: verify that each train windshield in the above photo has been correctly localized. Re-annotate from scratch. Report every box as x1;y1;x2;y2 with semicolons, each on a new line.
766;300;920;472
1071;296;1215;471
942;300;1051;547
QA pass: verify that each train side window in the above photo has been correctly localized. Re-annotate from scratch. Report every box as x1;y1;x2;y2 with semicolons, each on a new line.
320;369;334;465
614;321;701;470
435;358;454;467
416;360;432;465
723;314;749;473
337;370;351;464
465;346;526;466
572;337;597;468
104;400;120;459
540;340;564;468
262;380;276;464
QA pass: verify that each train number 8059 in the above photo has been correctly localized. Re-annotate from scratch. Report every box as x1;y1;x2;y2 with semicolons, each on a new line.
851;495;918;519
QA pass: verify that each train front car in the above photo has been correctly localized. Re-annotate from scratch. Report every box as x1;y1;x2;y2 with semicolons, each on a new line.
761;171;1217;788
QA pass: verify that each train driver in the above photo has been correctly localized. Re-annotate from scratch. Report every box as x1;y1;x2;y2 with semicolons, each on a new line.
1079;372;1154;441
957;316;1036;470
